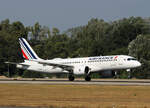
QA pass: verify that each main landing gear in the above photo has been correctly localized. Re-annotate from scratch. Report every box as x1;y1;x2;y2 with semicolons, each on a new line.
68;75;91;81
69;76;75;81
85;76;91;81
68;75;75;81
84;66;91;81
68;66;92;81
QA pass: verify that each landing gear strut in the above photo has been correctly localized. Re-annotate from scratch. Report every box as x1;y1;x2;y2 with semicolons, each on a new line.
113;71;118;79
127;69;132;79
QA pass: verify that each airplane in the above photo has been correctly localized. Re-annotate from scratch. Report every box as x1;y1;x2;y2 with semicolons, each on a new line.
5;38;141;81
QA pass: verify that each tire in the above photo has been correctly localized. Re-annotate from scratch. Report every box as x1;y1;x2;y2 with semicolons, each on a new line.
69;76;75;81
85;76;91;81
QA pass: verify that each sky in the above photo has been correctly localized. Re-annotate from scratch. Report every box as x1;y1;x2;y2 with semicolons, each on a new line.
0;0;150;31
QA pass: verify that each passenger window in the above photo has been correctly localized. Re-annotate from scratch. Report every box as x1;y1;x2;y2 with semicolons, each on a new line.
127;58;137;61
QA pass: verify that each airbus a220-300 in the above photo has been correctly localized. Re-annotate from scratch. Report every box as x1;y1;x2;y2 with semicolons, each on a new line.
6;38;141;81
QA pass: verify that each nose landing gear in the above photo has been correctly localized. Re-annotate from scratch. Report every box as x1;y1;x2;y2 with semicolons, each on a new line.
127;69;132;79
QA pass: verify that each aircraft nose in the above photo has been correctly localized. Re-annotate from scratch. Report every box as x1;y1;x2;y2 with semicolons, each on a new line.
136;62;141;67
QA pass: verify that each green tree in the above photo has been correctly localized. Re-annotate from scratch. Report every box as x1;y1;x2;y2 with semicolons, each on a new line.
52;27;60;36
128;34;150;78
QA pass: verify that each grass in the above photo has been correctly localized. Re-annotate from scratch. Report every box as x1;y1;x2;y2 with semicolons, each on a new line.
0;84;150;108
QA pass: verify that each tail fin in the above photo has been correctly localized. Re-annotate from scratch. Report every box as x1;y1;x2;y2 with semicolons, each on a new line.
19;38;40;60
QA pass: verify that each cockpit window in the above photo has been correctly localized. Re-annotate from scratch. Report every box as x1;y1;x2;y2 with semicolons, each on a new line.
127;58;137;61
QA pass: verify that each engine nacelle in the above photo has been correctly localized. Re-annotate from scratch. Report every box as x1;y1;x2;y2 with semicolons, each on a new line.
73;66;85;75
73;66;90;75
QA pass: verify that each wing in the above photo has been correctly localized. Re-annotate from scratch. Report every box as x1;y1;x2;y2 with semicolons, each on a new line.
30;59;74;71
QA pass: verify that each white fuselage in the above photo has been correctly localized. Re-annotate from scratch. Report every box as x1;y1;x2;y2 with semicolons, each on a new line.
17;55;141;75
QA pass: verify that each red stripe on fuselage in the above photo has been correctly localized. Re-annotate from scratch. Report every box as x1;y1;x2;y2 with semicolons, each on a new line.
21;48;29;60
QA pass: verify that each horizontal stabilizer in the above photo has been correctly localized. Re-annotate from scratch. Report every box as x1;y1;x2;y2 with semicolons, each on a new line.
5;61;29;66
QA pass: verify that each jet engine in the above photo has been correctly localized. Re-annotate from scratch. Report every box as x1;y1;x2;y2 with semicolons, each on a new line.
73;66;90;75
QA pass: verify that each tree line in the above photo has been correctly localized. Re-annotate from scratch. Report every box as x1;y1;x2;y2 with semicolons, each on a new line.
0;17;150;78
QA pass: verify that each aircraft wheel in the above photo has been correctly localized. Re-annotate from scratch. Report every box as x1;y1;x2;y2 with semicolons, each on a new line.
69;75;75;81
85;76;91;81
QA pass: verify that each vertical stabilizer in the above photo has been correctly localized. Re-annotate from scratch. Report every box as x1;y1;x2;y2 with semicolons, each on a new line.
19;38;40;60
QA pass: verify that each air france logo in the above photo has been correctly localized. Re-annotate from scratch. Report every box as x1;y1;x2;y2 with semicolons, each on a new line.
114;56;118;59
89;56;118;61
89;56;114;60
